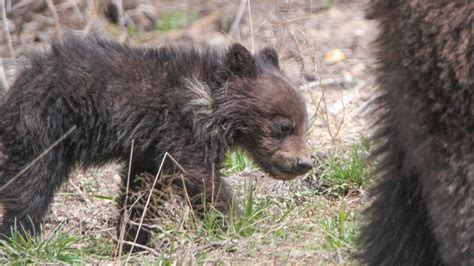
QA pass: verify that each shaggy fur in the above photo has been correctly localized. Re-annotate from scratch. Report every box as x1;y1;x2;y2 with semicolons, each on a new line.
0;36;312;250
360;1;473;265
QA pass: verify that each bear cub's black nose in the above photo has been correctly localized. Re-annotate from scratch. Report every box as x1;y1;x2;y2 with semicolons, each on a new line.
297;158;313;171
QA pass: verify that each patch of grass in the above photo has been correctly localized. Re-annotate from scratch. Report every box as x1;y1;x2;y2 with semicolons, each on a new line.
82;236;116;258
0;223;82;264
197;208;227;239
197;182;268;240
324;0;334;9
230;183;269;238
127;26;136;35
309;141;373;196
224;149;254;174
155;10;197;32
326;144;370;190
54;173;364;264
322;200;359;251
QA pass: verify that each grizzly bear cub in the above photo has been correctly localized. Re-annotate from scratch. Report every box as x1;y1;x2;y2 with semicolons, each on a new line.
0;36;312;250
360;1;473;265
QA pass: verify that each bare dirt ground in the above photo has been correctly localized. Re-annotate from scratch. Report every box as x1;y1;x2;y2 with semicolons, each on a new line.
1;0;379;264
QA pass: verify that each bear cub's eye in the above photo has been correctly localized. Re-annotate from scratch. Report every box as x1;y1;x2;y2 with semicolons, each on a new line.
275;118;293;137
281;122;292;134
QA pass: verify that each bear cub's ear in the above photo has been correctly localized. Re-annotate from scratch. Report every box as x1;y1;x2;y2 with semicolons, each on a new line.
258;47;279;68
225;43;257;78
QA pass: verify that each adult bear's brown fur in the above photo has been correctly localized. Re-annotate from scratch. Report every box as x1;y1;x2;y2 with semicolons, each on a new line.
0;36;312;250
360;1;473;265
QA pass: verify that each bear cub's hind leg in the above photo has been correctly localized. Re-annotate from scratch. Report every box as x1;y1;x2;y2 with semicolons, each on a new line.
0;152;71;239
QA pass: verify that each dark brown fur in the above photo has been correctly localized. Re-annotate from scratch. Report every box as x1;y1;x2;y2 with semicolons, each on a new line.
360;1;473;265
0;36;311;250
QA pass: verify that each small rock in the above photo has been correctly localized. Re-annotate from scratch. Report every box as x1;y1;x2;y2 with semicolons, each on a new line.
324;48;346;64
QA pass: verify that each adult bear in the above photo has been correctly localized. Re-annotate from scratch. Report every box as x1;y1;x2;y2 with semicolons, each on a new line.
359;1;473;265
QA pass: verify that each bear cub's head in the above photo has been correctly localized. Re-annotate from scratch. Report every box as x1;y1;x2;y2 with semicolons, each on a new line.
223;44;312;180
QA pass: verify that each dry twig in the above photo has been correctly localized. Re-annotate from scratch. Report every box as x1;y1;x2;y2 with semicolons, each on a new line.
1;0;15;60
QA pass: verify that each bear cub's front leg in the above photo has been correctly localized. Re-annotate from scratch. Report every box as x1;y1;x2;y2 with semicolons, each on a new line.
116;164;232;252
